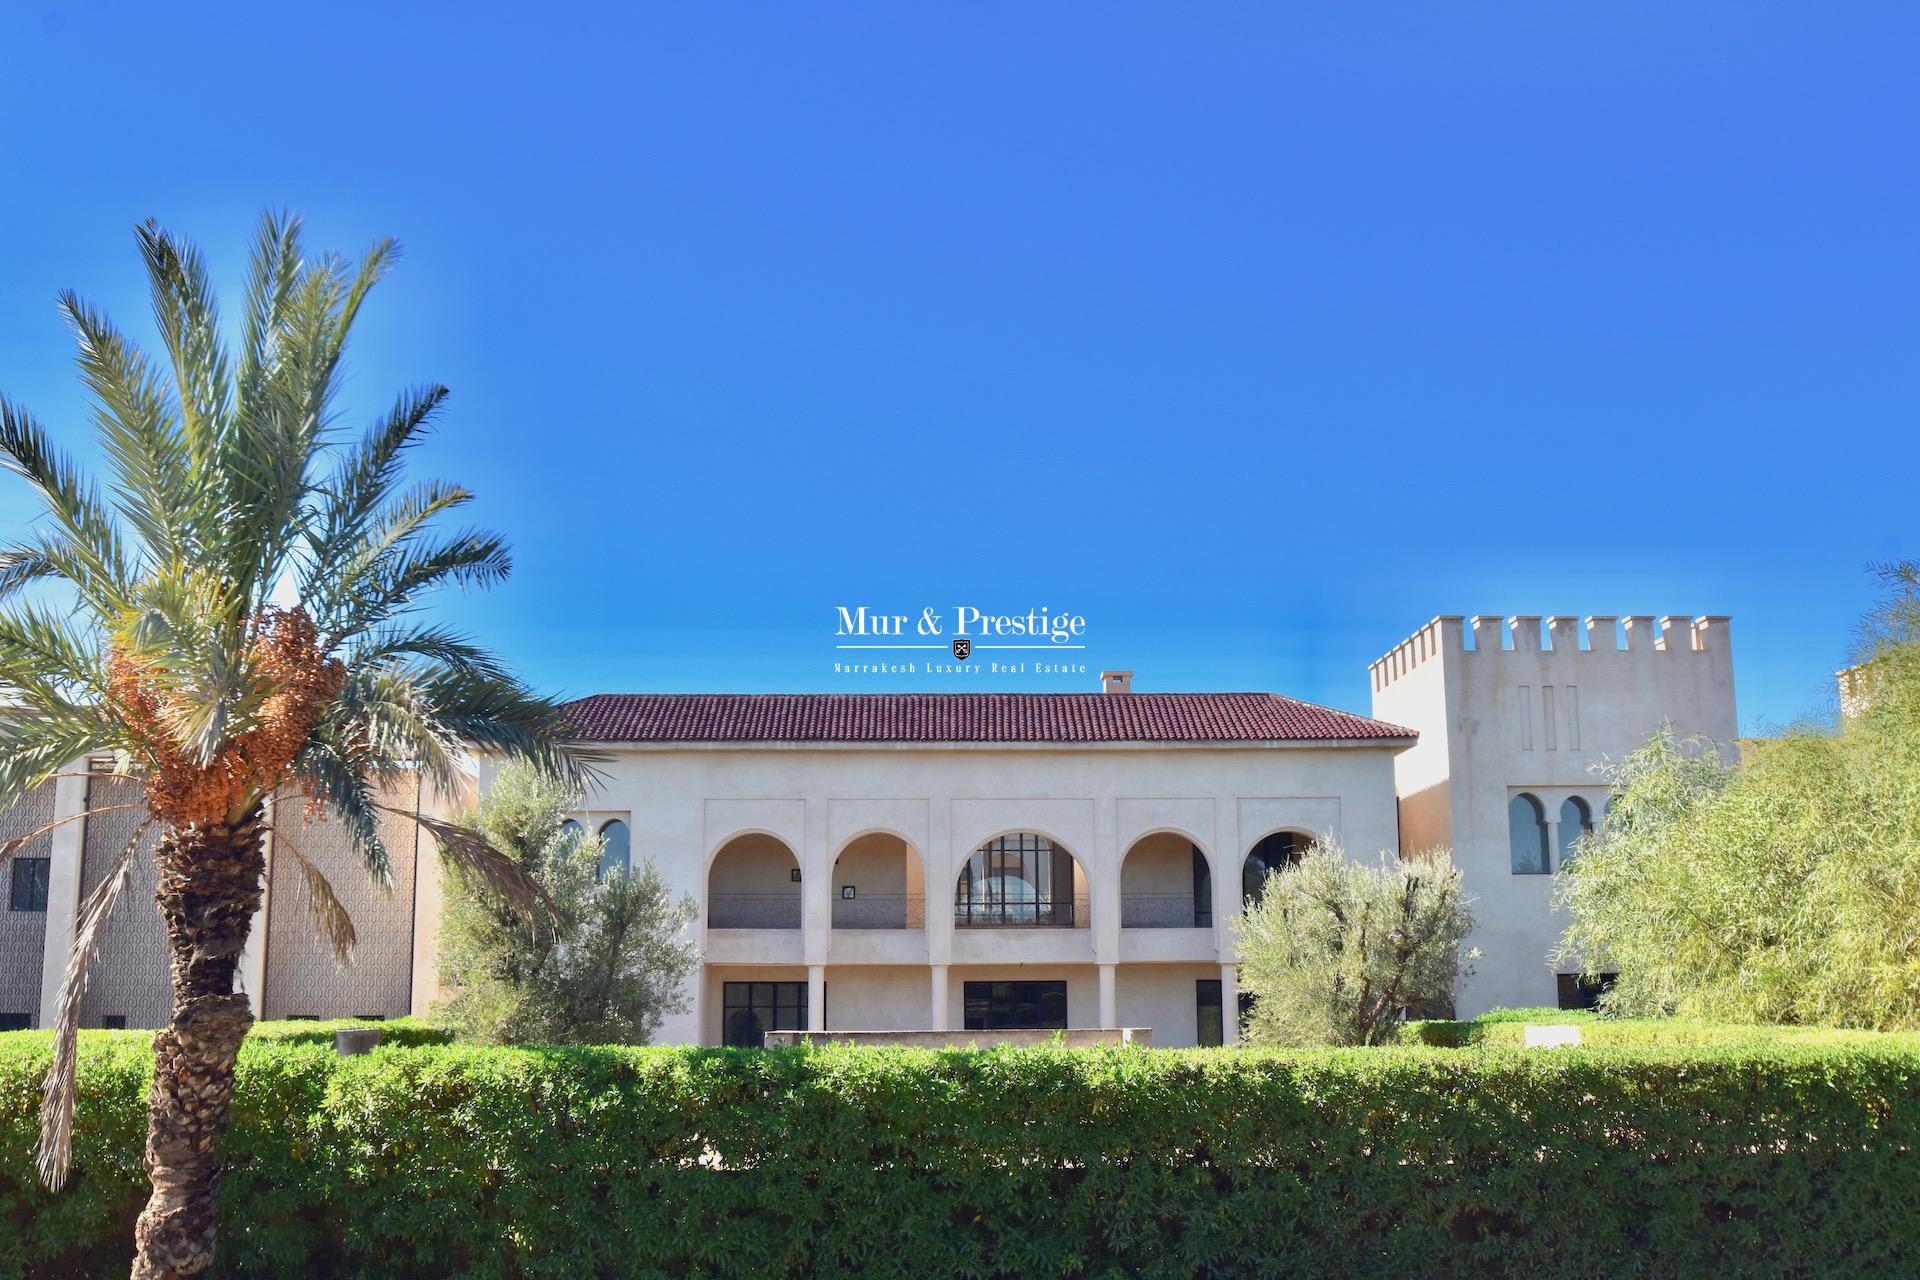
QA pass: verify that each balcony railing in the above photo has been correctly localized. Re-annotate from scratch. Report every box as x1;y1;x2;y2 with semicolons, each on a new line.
953;895;1089;928
1120;894;1213;929
708;894;802;929
831;894;926;929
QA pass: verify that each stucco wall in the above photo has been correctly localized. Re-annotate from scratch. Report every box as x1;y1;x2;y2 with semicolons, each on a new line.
1373;615;1738;1015
260;779;423;1021
484;738;1405;1046
1115;962;1221;1048
0;783;55;1025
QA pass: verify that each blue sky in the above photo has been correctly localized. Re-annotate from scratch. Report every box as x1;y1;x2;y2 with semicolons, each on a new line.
1;5;1913;733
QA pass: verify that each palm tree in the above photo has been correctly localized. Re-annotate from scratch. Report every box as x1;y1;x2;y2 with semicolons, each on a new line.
0;212;583;1279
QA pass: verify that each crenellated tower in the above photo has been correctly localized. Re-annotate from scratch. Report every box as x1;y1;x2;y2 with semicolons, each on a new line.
1371;614;1737;1015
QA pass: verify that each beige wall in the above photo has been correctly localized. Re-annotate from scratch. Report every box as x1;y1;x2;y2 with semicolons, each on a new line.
1115;963;1221;1048
485;737;1405;1046
0;783;55;1025
1373;614;1738;1015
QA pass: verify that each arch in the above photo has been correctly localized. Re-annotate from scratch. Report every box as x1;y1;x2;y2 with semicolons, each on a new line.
1242;830;1313;906
1558;796;1593;865
831;829;927;929
1119;829;1214;928
559;818;584;842
707;831;802;928
953;831;1088;928
1509;793;1549;874
597;818;631;881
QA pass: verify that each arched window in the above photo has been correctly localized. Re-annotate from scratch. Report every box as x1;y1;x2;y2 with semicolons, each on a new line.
955;833;1079;926
559;819;584;842
1243;831;1309;906
1509;794;1548;874
597;819;631;881
1558;797;1593;865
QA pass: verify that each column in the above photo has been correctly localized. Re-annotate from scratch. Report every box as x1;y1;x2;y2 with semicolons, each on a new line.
807;963;825;1032
1219;962;1240;1046
1098;962;1117;1029
1543;818;1560;872
929;963;949;1032
36;760;91;1029
237;793;274;1010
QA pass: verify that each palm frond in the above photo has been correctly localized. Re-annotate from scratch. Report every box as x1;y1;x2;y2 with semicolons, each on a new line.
344;624;513;682
387;804;556;926
311;479;475;635
234;208;303;427
291;737;395;889
299;385;449;602
263;822;357;966
59;291;194;567
409;665;598;791
135;220;231;457
0;398;131;616
0;802;142;864
0;708;124;813
326;663;468;795
38;815;149;1191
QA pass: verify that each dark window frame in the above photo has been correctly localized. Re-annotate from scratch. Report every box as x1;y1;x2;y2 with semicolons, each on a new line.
1196;979;1223;1046
722;980;809;1047
9;857;50;912
962;980;1068;1030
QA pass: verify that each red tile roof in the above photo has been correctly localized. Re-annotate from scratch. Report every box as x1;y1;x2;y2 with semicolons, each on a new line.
561;693;1415;745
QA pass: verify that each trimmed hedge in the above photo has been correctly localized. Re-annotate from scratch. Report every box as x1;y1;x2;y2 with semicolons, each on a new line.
1397;1010;1913;1050
3;1033;1917;1278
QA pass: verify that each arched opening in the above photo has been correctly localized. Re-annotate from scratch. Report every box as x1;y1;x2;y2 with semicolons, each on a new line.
1509;793;1549;874
1243;831;1311;907
707;833;802;928
597;818;631;880
1120;832;1212;928
953;832;1088;928
1558;796;1593;865
831;832;926;929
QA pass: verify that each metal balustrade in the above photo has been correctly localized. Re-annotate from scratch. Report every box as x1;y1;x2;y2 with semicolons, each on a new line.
1119;894;1212;929
952;894;1089;928
830;894;926;930
708;894;803;929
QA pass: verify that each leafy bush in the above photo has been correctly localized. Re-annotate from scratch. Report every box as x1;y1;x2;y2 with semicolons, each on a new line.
437;763;698;1045
1399;1012;1913;1051
4;1031;1918;1278
1558;565;1920;1029
246;1018;454;1049
1235;843;1476;1046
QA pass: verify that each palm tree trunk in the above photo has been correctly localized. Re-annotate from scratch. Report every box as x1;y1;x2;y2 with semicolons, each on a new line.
130;812;267;1280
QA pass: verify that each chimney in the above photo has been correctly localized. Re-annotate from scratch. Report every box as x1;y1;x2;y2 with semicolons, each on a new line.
1100;670;1134;695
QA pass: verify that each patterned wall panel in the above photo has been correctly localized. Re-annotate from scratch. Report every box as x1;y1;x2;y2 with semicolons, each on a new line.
77;776;171;1029
261;777;421;1020
0;784;56;1026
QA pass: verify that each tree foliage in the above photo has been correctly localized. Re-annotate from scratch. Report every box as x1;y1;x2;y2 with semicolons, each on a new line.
1558;562;1920;1029
1234;843;1477;1046
437;763;697;1045
0;212;583;1274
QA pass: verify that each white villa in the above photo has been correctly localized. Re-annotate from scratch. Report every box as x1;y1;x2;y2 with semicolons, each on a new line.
0;613;1737;1046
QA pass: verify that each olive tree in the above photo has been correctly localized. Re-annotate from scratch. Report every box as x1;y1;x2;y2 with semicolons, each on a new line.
437;763;698;1045
1234;843;1476;1046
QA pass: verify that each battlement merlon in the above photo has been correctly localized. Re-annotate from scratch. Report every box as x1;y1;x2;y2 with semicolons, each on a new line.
1370;614;1733;691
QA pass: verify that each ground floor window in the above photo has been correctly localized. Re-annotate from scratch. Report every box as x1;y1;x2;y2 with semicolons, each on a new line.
723;981;808;1047
10;856;49;911
0;1013;29;1031
1196;979;1223;1046
963;980;1067;1030
1556;972;1617;1011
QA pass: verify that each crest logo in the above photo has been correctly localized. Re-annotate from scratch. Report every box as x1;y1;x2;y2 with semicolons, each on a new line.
952;637;971;660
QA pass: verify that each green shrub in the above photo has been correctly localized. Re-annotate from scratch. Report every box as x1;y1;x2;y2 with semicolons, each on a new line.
4;1032;1917;1278
1396;1011;1918;1051
246;1017;454;1049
